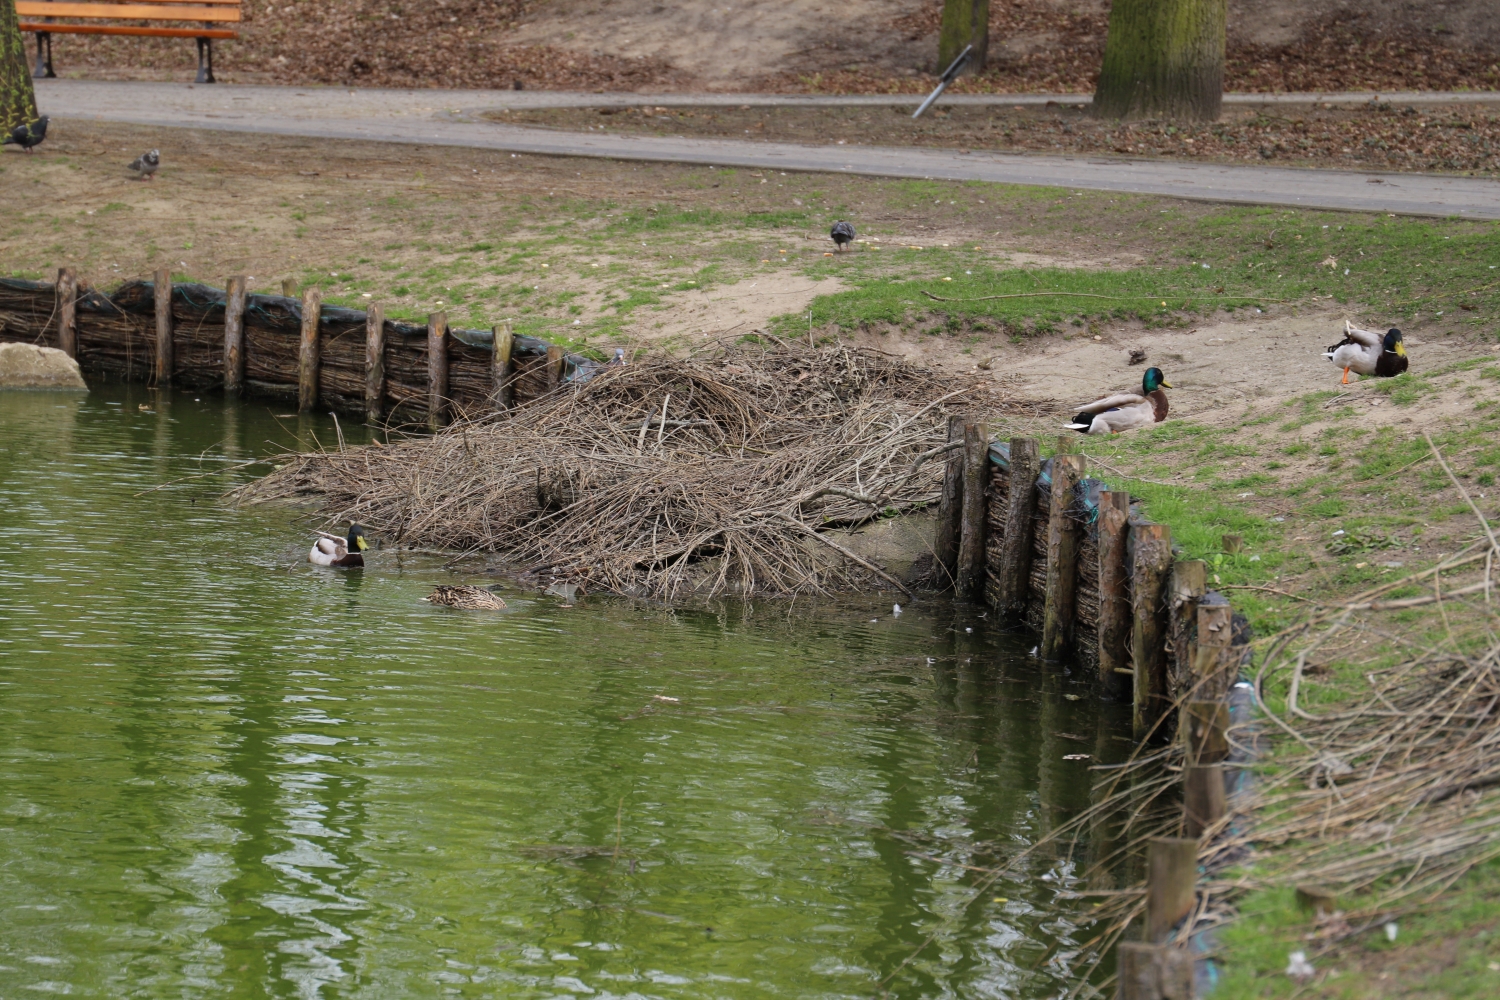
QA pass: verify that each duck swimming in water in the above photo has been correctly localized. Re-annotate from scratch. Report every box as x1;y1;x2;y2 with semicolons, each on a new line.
1064;367;1173;435
1325;322;1407;384
309;525;368;567
425;585;507;610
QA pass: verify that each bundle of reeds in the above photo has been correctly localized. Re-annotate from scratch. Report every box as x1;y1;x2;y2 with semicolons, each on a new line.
236;345;1025;599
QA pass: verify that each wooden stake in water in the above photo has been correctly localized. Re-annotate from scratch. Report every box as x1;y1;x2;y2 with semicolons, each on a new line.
546;343;565;391
56;267;77;358
1146;836;1197;942
154;266;173;386
1096;489;1132;697
364;303;385;423
1169;559;1207;705
1131;522;1172;738
1041;452;1085;660
994;436;1039;614
1116;941;1194;1000
955;421;990;598
223;276;247;396
1183;763;1226;838
428;311;449;430
297;286;322;412
493;321;514;411
933;415;966;587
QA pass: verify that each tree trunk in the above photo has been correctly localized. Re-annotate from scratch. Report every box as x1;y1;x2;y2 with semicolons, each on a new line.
1;0;39;132
939;0;989;72
1092;0;1226;122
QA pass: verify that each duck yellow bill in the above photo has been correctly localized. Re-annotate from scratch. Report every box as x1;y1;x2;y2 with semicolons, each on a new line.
1160;379;1174;388
1394;342;1407;356
356;536;369;551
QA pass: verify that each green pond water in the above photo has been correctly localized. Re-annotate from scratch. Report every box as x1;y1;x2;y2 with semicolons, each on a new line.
0;384;1133;999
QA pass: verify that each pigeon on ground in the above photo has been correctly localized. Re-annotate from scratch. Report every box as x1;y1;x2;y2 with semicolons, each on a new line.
3;116;49;153
608;347;626;365
830;220;856;252
128;149;160;181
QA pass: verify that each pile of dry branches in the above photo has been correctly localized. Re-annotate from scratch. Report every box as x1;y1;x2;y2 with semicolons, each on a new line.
236;346;1018;599
1049;437;1500;995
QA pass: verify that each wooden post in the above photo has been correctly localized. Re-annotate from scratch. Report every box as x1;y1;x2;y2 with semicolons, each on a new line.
1182;700;1230;764
1131;522;1172;739
545;342;565;391
56;267;77;357
995;437;1039;614
939;0;990;73
1169;560;1207;708
1041;453;1085;661
1183;763;1226;838
1221;533;1243;554
281;277;298;298
428;311;449;430
1192;603;1234;701
154;267;173;386
955;421;989;598
933;415;966;587
493;321;514;410
223;275;247;396
1116;941;1194;1000
297;286;322;412
364;303;385;423
1097;490;1132;697
1146;837;1197;943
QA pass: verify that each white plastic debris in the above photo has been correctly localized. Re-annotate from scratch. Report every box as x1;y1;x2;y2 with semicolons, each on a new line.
892;604;902;616
1384;921;1399;942
1285;951;1315;979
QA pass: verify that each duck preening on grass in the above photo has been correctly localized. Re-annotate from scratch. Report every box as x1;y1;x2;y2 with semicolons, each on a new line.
830;221;856;251
1325;322;1407;384
425;585;507;610
1064;367;1172;435
309;525;368;567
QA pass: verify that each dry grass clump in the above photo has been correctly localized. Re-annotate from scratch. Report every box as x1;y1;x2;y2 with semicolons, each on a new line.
236;345;1021;599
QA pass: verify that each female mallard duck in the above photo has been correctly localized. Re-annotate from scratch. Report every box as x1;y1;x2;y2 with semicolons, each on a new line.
309;525;368;567
1325;322;1407;384
1065;367;1172;435
425;585;507;610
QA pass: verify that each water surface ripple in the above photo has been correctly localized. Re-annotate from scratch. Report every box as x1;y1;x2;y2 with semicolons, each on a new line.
0;386;1129;998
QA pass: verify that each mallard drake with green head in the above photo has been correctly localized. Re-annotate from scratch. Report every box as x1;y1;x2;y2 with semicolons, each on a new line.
1064;367;1173;435
425;586;507;610
1325;322;1407;384
309;525;368;567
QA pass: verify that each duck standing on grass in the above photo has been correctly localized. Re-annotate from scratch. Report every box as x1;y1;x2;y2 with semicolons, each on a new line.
1325;322;1407;384
309;525;368;567
1064;367;1172;435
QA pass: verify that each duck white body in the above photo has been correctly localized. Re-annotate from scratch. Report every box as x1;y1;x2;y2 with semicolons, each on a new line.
1325;322;1408;384
308;525;368;567
1064;368;1172;435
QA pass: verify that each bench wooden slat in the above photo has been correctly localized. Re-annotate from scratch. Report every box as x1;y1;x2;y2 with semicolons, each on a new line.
20;21;237;37
15;2;242;21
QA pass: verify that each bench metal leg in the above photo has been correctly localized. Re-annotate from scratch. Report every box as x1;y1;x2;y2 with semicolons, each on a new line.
195;37;215;84
33;32;55;79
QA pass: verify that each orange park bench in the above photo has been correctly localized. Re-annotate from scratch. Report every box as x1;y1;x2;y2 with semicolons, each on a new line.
18;1;242;83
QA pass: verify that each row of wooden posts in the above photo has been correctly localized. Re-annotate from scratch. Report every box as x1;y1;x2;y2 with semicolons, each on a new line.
932;424;1245;997
48;266;568;429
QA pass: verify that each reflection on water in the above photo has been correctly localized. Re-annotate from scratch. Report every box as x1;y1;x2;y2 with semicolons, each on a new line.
0;383;1132;998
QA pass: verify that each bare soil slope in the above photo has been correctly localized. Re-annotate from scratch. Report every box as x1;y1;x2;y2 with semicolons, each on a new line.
38;1;1500;94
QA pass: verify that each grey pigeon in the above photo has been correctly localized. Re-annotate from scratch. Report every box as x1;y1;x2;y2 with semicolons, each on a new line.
128;149;160;181
830;220;856;252
3;116;48;153
609;347;626;366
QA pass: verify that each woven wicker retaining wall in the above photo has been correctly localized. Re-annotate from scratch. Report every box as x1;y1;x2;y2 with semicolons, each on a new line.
0;275;582;420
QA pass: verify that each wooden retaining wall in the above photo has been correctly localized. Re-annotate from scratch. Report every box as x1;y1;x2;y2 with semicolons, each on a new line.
942;427;1251;740
0;272;586;422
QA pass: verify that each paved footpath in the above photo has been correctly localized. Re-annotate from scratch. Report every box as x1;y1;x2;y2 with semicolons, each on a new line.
37;79;1500;220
